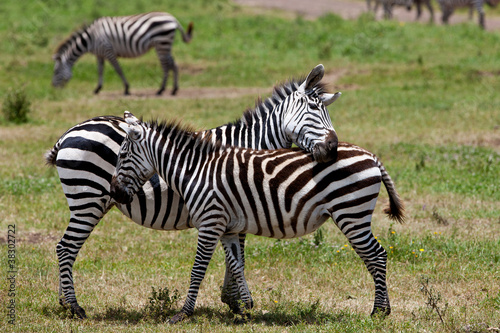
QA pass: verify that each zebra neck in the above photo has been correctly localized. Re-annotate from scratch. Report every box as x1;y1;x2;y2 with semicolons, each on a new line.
57;28;92;66
208;106;290;150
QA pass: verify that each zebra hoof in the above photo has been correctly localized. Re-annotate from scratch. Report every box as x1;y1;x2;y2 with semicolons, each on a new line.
370;306;391;317
70;303;87;319
234;311;251;324
94;86;102;94
168;311;189;324
171;88;178;96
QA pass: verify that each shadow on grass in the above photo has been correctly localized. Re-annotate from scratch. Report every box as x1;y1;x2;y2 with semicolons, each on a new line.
41;301;361;327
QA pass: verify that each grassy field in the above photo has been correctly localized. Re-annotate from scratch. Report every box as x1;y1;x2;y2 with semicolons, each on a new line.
1;0;499;332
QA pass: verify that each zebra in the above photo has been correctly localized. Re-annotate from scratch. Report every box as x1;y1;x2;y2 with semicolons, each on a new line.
45;64;341;319
52;12;193;95
437;0;500;29
414;0;435;21
110;111;405;323
367;0;414;19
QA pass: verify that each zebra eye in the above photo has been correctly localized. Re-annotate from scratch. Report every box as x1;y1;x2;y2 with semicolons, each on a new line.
308;103;320;110
119;151;128;159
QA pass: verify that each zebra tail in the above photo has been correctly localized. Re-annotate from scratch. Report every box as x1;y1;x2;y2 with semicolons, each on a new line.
378;161;405;224
179;21;193;43
44;142;60;166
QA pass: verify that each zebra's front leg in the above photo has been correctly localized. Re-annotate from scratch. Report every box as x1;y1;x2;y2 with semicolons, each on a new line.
94;57;105;94
106;55;130;95
221;233;253;314
169;225;224;324
220;234;253;321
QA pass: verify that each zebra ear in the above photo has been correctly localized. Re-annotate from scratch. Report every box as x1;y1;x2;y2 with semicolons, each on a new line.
299;64;325;93
124;111;140;126
120;123;141;141
320;91;341;107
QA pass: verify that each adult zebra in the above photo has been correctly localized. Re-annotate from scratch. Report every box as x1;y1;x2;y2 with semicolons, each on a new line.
366;0;413;19
110;111;405;323
437;0;500;29
52;12;193;95
46;64;340;319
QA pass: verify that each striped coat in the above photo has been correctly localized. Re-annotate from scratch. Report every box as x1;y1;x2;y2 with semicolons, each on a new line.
111;112;405;323
52;12;193;95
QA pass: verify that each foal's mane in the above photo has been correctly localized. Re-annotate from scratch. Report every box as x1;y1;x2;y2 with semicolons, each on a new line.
144;118;220;152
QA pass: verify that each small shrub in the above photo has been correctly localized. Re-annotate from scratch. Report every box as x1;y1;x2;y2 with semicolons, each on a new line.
2;87;31;123
143;286;180;322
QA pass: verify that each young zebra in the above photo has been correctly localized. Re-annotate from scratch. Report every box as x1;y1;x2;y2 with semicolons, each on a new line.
437;0;500;29
52;12;193;95
367;0;413;19
110;111;405;323
45;64;340;319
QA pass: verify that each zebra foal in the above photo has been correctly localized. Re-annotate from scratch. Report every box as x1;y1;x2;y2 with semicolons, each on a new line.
46;65;340;319
437;0;500;29
111;111;405;323
52;12;193;95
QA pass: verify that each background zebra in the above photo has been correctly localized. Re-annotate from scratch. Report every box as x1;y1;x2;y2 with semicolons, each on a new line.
45;64;340;319
414;0;435;21
110;111;405;323
437;0;500;28
52;12;193;95
366;0;414;19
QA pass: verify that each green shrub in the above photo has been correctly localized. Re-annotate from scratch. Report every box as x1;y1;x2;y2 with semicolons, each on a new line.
2;87;31;123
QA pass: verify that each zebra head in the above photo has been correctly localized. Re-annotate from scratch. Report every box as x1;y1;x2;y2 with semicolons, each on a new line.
110;112;155;204
283;64;340;163
52;55;72;87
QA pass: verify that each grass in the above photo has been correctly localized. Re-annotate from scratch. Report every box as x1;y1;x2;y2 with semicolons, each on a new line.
1;0;500;332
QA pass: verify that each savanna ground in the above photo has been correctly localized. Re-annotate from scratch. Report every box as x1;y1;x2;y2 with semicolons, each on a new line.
0;0;499;332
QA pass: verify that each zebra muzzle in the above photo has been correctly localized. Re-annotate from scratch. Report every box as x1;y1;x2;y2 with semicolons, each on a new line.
110;176;134;204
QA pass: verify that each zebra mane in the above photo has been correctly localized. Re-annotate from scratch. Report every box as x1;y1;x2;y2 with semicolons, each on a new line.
237;77;328;126
144;118;221;152
54;23;90;57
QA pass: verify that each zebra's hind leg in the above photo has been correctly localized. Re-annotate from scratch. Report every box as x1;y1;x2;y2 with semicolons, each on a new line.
349;230;391;316
156;47;178;95
57;205;106;319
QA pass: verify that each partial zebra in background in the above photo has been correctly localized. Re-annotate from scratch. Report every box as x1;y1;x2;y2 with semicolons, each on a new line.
45;65;340;319
366;0;413;19
52;12;193;95
111;111;405;323
437;0;500;28
414;0;435;21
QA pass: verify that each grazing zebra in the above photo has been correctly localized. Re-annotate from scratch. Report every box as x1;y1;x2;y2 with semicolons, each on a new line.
437;0;500;28
110;111;405;323
45;64;340;319
414;0;435;21
52;12;193;95
367;0;414;19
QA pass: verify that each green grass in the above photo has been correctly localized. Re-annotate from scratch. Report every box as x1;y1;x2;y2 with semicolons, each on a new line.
1;0;500;332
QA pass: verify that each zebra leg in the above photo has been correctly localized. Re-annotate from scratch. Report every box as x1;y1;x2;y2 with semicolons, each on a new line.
477;7;485;29
169;224;224;324
221;233;253;313
106;56;130;95
220;234;253;321
170;56;179;96
94;57;104;94
348;230;391;316
442;8;453;24
426;0;434;23
57;207;106;319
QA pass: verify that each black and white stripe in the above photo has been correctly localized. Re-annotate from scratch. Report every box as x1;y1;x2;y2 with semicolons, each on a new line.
437;0;499;28
52;12;193;95
111;111;405;323
46;65;340;319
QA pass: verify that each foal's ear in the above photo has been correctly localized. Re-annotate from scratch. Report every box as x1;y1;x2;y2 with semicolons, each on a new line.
320;91;342;106
299;64;325;93
120;111;141;140
124;111;140;126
